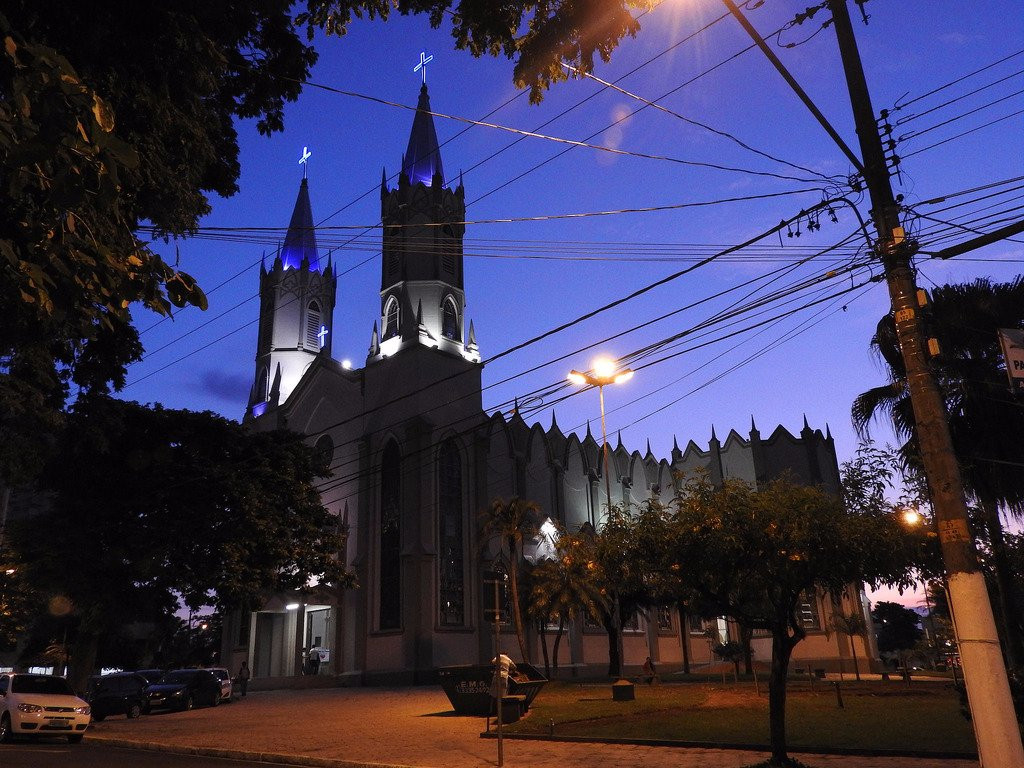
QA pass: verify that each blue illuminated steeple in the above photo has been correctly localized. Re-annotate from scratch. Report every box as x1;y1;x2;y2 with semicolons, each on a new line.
280;178;320;271
401;84;445;186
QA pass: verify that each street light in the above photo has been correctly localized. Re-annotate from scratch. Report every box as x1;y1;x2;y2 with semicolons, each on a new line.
568;357;634;521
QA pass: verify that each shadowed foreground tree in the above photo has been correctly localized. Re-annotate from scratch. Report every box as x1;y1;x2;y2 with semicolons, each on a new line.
5;396;352;691
1;3;318;485
655;476;915;766
300;0;652;104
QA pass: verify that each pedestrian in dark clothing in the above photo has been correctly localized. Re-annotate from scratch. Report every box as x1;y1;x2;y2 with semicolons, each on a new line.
237;661;250;697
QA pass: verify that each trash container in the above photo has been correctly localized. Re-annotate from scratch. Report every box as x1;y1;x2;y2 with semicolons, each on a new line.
438;663;547;716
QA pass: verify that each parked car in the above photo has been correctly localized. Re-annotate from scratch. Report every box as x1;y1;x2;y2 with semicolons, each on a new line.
0;673;91;744
144;669;221;712
207;667;233;702
131;669;166;685
85;673;148;721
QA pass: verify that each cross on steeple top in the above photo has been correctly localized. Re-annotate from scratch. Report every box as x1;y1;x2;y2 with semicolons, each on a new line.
413;51;433;84
299;146;312;178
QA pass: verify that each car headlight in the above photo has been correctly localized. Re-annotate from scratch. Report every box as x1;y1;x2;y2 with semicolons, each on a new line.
169;688;184;696
18;703;43;713
74;705;91;715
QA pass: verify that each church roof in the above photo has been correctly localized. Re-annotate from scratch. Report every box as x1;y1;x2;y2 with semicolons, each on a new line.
280;178;320;271
401;84;445;186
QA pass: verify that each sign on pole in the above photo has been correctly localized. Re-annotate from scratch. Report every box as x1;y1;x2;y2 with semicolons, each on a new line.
998;329;1024;392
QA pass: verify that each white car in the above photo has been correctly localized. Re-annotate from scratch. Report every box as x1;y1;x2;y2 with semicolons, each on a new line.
208;667;233;702
0;673;91;743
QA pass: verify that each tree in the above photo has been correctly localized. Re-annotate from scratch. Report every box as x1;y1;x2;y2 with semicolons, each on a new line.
528;532;606;677
852;278;1024;670
829;608;867;681
301;0;650;104
480;497;540;663
872;601;923;672
655;475;915;766
5;395;352;690
0;3;318;484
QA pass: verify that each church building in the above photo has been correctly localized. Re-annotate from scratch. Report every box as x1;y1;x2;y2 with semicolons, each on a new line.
222;84;880;684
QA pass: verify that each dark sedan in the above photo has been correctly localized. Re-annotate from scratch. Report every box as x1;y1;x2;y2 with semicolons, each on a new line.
85;673;149;721
144;670;221;713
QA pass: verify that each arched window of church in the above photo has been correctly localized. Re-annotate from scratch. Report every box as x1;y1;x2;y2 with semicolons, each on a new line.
379;440;402;630
305;300;323;349
314;434;334;474
383;296;400;340
438;439;464;626
441;297;459;341
442;224;456;275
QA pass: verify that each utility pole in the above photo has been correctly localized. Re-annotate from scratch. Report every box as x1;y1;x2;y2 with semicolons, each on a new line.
824;2;1024;764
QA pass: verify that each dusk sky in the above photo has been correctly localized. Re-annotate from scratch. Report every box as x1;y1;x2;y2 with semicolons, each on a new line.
121;0;1022;578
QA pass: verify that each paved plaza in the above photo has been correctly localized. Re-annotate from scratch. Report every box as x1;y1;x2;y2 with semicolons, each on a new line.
85;686;976;768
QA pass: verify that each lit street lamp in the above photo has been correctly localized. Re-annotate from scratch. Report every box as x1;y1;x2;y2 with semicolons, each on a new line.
568;358;634;521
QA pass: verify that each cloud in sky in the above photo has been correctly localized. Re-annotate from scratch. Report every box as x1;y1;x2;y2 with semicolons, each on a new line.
197;370;251;406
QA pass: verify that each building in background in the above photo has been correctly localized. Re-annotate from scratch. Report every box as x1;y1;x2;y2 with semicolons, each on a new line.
223;83;879;684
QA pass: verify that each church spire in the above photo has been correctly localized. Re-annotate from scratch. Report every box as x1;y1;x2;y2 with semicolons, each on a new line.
280;178;320;271
401;84;445;186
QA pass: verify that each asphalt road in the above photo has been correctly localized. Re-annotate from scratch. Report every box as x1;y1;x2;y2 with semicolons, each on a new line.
0;740;310;768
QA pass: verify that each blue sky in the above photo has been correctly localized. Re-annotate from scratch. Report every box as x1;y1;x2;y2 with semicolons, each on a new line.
124;0;1022;520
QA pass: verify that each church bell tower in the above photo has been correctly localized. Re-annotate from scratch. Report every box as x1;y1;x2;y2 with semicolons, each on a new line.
248;176;337;418
368;84;479;364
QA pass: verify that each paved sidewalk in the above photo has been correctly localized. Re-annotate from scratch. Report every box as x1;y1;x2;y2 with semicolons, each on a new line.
87;687;976;768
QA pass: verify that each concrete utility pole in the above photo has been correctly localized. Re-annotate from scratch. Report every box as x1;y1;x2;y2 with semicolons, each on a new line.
824;2;1024;764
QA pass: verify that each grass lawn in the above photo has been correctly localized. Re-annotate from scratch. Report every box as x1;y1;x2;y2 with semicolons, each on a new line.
507;678;979;755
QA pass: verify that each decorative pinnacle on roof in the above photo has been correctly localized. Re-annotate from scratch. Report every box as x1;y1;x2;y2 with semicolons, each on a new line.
280;178;320;272
401;85;445;187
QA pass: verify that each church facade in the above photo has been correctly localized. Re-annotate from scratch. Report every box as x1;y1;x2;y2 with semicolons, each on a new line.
221;85;880;684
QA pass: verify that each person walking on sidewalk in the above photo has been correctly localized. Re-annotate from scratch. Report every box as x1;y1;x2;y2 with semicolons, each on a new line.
237;661;250;697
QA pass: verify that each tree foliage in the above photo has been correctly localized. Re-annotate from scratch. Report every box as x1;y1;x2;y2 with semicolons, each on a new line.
300;0;653;104
5;396;352;688
872;601;923;657
651;474;915;765
851;277;1024;668
0;3;318;483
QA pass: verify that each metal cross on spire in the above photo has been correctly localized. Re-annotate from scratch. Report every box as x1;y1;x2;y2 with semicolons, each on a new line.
299;146;312;178
413;51;433;85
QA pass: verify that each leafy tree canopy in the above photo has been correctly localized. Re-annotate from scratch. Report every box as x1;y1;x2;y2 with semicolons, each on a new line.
5;395;352;686
872;600;923;656
0;3;317;483
300;0;652;104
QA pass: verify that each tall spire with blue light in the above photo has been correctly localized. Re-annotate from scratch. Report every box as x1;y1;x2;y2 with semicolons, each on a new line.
370;68;478;365
247;154;337;420
401;84;445;187
279;177;320;271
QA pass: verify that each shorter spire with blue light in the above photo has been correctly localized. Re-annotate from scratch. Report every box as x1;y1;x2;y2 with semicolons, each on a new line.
401;82;445;187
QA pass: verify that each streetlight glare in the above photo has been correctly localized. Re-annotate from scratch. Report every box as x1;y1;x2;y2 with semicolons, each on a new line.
902;508;923;527
567;370;587;386
592;357;617;379
613;369;634;385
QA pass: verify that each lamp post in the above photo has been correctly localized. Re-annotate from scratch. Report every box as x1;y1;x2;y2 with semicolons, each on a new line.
567;358;634;520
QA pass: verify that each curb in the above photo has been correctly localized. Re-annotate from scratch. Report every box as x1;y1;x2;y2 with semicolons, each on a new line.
478;731;978;761
87;734;426;768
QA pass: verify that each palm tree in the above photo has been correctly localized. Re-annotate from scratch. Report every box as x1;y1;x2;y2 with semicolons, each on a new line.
480;497;540;663
528;533;607;676
852;277;1024;670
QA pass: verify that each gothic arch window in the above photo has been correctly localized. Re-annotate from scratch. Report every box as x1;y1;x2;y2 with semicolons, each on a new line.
379;440;402;630
314;434;334;473
305;300;323;349
383;296;400;340
441;297;459;341
438;439;464;626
